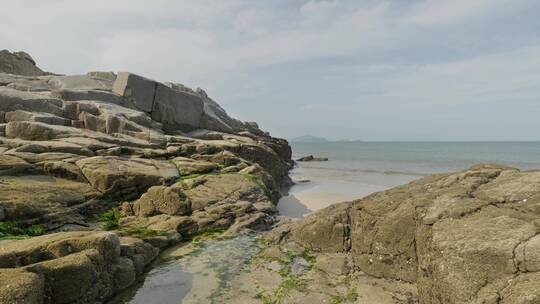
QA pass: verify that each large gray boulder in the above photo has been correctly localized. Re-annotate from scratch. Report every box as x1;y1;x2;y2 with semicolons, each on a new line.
112;72;156;113
151;83;204;131
110;73;267;134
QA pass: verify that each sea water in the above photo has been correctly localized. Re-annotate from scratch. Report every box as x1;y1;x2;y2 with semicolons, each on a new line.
278;141;540;217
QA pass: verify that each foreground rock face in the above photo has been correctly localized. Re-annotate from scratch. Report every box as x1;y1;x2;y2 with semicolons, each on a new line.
275;164;540;304
0;52;292;303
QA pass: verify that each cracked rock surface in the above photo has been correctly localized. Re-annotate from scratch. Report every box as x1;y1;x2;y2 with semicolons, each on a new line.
272;164;540;304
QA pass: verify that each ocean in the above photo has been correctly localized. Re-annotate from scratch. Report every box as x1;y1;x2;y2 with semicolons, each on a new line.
277;141;540;218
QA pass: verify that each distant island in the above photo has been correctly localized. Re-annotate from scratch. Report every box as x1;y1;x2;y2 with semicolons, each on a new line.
290;135;363;143
290;135;329;143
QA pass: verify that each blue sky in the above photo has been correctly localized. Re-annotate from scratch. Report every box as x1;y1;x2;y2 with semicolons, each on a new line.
3;0;540;140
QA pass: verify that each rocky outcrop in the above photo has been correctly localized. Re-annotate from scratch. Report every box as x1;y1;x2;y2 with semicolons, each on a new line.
111;71;264;134
275;164;540;304
296;155;329;162
0;52;292;303
0;50;46;76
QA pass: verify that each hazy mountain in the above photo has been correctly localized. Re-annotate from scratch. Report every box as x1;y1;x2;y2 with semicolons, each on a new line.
290;135;329;143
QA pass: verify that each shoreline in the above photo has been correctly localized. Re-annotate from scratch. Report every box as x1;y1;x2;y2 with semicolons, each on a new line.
277;161;420;218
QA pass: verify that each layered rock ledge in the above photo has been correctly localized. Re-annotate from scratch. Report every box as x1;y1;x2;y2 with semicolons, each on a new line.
0;50;292;303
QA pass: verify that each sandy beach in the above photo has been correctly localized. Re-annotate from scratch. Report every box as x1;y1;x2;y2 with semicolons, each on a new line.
277;162;418;218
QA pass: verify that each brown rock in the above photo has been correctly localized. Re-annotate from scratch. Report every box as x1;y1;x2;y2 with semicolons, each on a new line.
282;165;540;304
75;156;179;198
132;184;191;217
0;268;44;304
172;156;219;176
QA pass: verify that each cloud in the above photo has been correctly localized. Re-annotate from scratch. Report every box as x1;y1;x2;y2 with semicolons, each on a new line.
300;0;340;15
1;0;539;140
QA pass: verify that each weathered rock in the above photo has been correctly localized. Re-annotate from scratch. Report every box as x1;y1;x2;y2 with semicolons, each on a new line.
151;83;204;131
296;155;328;162
516;234;540;272
40;160;86;182
112;257;136;290
0;50;45;76
281;165;540;304
0;268;44;304
0;154;33;175
119;214;197;236
198;91;251;133
0;51;294;303
2;151;83;164
172;156;219;176
5;121;80;140
237;142;292;184
0;175;100;222
0;87;64;117
0;231;159;304
8;140;94;156
75;156;179;198
87;71;117;81
0;231;120;267
53;89;123;104
132;184;191;217
112;72;156;113
118;236;159;274
182;173;269;211
5;110;71;126
7;78;54;92
47;75;114;91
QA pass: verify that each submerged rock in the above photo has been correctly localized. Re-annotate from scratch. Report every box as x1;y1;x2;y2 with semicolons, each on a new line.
296;155;328;162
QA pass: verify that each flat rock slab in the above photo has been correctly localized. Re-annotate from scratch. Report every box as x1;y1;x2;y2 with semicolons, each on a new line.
172;156;219;176
0;175;100;221
8;140;94;156
47;75;114;91
0;154;32;175
76;156;179;198
183;173;266;211
0;87;64;117
5;121;81;140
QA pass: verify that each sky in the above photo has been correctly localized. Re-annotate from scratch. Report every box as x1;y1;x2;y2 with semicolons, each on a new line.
2;0;540;141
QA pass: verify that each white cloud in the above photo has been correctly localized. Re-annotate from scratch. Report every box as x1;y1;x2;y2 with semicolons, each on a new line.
1;0;539;139
300;0;340;15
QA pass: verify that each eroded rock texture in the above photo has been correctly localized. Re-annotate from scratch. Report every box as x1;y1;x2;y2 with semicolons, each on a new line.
278;164;540;304
0;51;292;304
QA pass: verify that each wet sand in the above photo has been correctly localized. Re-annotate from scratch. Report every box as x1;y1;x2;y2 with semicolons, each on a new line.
278;162;419;218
